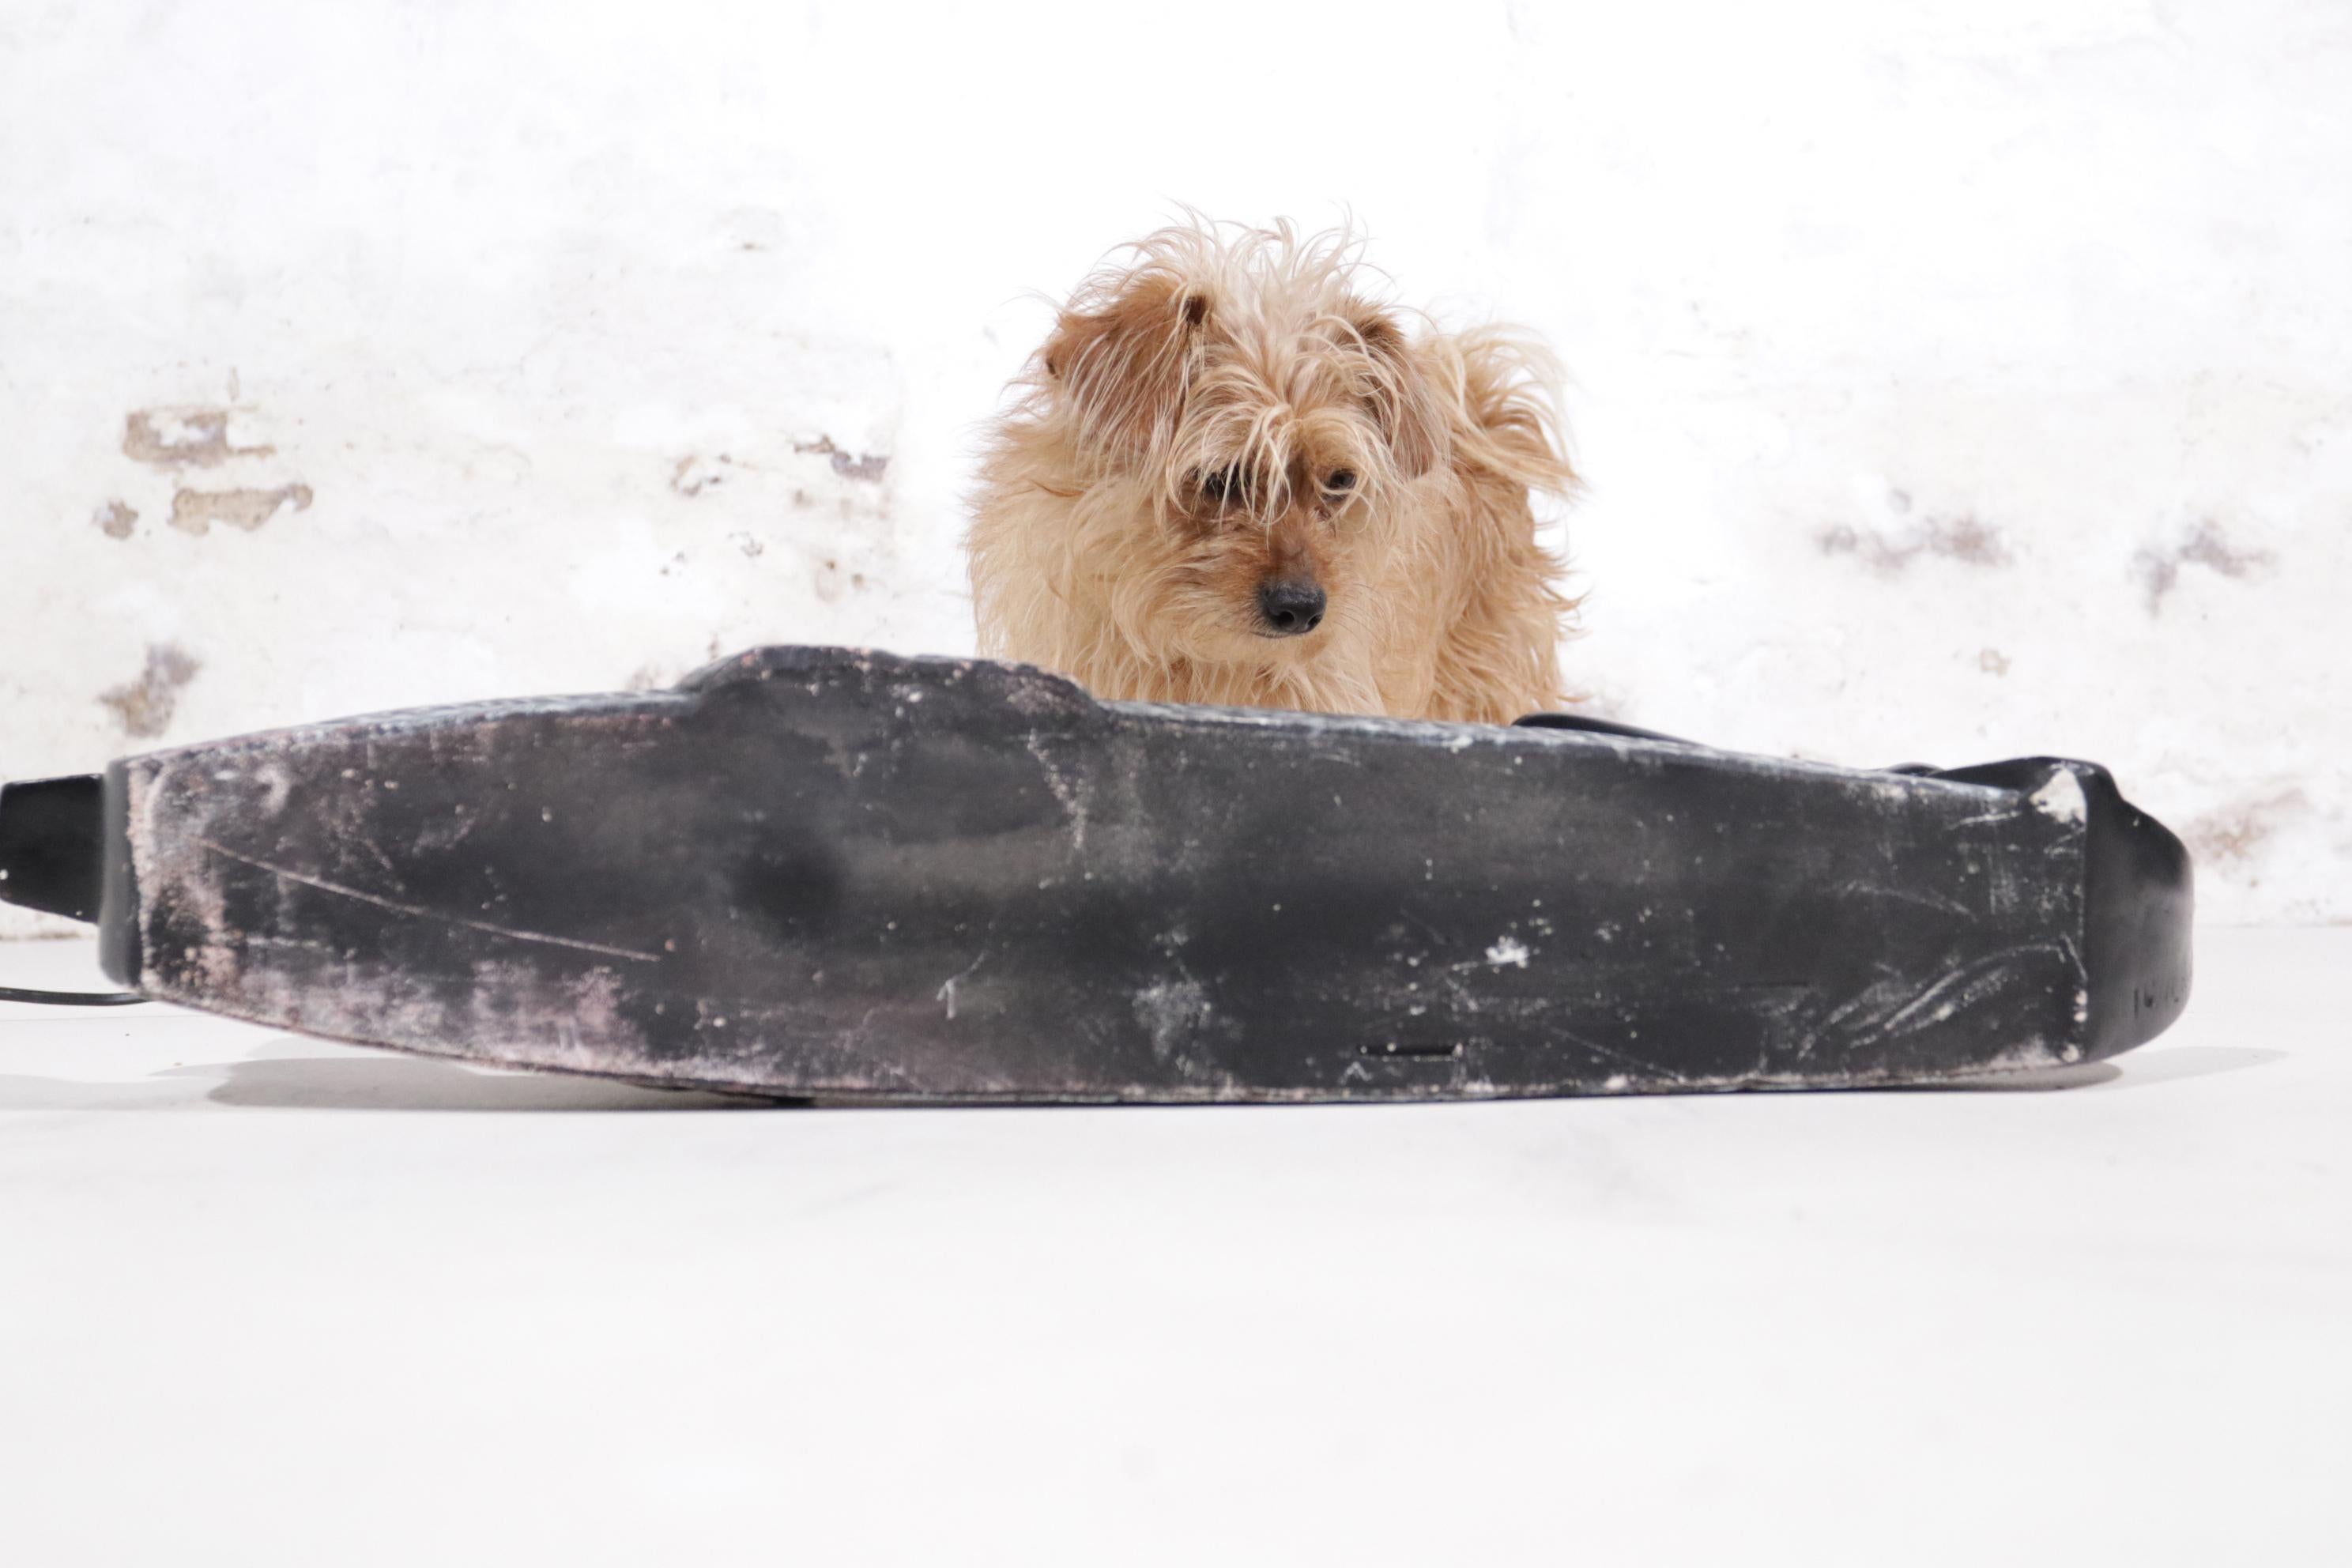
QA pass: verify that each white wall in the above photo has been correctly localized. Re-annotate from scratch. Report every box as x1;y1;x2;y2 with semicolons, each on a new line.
3;0;2345;929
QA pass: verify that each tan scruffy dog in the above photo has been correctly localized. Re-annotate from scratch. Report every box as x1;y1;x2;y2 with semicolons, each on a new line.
967;218;1577;722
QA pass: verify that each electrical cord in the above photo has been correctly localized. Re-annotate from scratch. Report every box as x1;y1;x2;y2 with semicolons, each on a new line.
0;987;148;1011
0;984;147;1006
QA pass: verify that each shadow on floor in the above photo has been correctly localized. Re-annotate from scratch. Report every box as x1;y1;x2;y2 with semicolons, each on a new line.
2;1038;2282;1114
1926;1043;2286;1093
204;1053;792;1111
2093;1044;2287;1090
0;1048;789;1113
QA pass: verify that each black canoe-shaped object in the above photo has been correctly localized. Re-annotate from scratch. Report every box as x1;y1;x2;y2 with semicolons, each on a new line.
0;645;2191;1101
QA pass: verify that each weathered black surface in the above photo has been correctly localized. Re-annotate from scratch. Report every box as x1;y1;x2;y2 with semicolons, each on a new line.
0;775;105;922
86;646;2191;1101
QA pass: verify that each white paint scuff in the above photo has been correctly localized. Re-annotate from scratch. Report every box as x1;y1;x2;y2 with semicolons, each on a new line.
2029;771;2089;825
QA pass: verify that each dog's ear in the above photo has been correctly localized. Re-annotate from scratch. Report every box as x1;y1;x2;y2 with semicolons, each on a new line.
1042;278;1209;454
1348;309;1446;481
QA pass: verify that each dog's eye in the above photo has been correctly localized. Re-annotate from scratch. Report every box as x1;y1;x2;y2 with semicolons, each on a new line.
1325;469;1358;495
1200;467;1241;505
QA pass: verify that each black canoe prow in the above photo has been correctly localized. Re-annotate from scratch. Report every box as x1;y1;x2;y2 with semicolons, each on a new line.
2;645;2189;1100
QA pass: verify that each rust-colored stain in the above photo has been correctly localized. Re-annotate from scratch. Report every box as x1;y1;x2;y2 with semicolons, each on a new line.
793;435;890;483
122;407;273;469
169;484;314;535
92;499;138;538
2135;520;2275;615
1818;514;2011;574
2183;789;2306;872
99;643;202;739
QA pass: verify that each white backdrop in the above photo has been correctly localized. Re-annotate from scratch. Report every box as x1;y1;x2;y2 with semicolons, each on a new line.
3;0;2345;928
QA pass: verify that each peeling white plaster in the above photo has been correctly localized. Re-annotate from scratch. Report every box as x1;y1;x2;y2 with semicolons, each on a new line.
2029;771;2089;825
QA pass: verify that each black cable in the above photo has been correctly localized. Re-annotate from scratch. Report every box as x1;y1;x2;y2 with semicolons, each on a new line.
0;985;147;1007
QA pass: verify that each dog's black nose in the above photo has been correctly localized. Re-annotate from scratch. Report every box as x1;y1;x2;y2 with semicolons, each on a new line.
1257;579;1327;636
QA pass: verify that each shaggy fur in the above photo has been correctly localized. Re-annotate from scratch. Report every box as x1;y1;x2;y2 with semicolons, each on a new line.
967;218;1577;722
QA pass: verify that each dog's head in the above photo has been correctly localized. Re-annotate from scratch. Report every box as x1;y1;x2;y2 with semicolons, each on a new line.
1032;221;1452;665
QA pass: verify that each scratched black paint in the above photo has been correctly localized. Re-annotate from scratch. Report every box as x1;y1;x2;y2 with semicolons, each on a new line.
70;646;2191;1101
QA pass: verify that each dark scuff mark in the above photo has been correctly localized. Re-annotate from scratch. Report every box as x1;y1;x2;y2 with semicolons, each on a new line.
93;499;138;538
1819;514;2010;575
170;484;314;536
2134;520;2275;615
2183;789;2305;873
100;643;202;738
677;447;885;494
810;554;871;604
123;408;273;468
793;435;890;483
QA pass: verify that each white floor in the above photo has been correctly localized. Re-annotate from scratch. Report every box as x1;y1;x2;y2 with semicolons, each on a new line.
2;930;2346;1566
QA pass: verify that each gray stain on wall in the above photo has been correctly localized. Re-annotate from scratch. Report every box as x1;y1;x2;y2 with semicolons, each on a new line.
673;442;891;496
100;644;202;738
1819;514;2011;574
671;454;732;496
2183;789;2306;877
793;435;890;483
2135;520;2275;615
